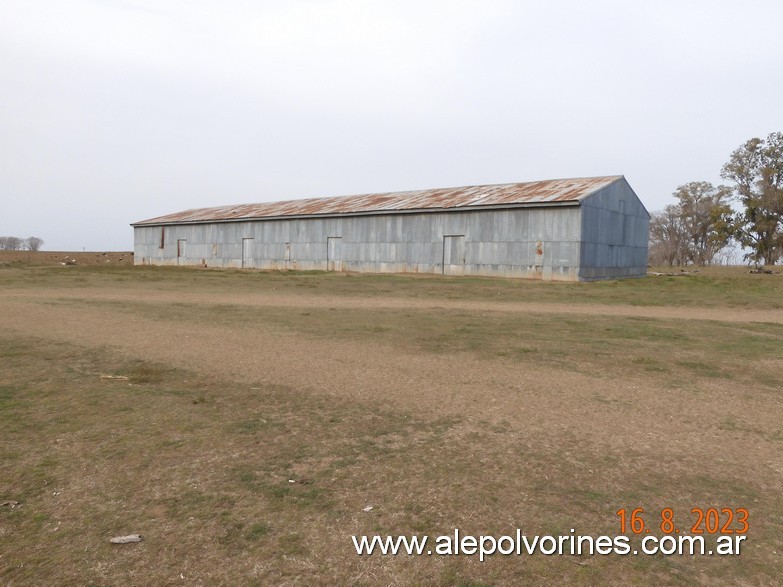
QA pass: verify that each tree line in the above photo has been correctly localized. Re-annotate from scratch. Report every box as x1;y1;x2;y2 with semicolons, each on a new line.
0;236;45;251
649;131;783;267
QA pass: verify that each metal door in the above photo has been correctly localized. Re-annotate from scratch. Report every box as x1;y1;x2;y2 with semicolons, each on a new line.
177;239;186;266
327;237;342;271
442;235;465;275
242;238;254;268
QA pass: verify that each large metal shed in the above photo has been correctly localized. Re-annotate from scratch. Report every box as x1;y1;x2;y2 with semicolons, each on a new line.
132;175;649;281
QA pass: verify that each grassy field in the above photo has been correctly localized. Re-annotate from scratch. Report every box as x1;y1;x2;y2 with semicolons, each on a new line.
1;262;782;585
1;261;783;309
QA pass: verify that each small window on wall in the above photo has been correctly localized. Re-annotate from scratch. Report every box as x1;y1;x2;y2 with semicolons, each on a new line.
159;227;165;249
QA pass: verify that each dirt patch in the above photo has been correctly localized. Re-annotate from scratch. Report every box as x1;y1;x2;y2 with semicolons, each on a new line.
0;250;133;267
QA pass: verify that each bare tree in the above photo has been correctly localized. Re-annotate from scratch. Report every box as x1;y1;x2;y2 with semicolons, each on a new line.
0;236;23;251
24;236;44;251
648;205;690;266
649;183;735;267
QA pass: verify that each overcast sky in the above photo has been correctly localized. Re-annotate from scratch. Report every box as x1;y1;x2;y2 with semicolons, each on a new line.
1;0;781;251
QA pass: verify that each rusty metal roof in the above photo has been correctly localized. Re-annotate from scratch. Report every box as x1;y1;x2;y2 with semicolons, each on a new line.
133;175;623;225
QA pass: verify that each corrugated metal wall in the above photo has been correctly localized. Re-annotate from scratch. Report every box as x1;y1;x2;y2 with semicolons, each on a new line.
135;206;583;280
134;180;648;281
579;179;649;280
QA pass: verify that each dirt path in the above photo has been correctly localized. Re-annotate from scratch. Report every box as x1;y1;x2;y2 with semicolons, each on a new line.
11;287;783;324
1;288;781;486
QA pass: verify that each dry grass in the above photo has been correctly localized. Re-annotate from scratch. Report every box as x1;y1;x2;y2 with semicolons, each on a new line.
49;296;783;389
1;263;782;585
1;261;782;309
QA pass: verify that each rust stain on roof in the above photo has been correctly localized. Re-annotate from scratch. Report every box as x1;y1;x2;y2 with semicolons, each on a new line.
133;176;623;225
